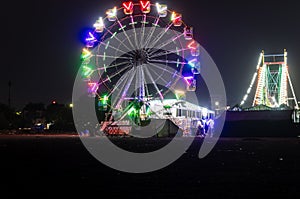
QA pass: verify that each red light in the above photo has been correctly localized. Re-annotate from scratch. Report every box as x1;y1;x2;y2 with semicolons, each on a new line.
188;40;196;50
171;12;182;27
188;40;200;56
140;1;151;13
123;1;134;15
52;100;57;104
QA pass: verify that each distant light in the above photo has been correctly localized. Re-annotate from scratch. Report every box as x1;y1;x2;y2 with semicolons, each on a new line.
69;103;74;108
16;111;22;116
215;101;219;106
52;100;57;104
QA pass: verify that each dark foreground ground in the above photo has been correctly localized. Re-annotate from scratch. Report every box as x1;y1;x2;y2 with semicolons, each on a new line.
0;134;300;198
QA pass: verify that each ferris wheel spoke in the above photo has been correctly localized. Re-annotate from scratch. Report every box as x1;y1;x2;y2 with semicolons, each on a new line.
130;15;139;49
149;59;187;65
97;61;132;71
149;48;190;59
105;28;133;52
116;18;136;50
100;64;132;85
115;68;137;109
147;66;169;85
101;41;127;55
143;16;160;49
110;68;133;107
140;65;146;99
147;22;173;50
108;69;131;97
96;54;133;60
96;54;132;61
143;65;164;101
148;33;185;57
115;105;137;122
147;62;182;79
135;66;140;98
139;14;147;49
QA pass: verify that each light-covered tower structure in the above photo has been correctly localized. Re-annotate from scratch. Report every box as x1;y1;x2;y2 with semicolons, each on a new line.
240;49;298;109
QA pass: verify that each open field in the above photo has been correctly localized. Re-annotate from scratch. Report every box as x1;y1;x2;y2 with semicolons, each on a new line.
0;134;300;198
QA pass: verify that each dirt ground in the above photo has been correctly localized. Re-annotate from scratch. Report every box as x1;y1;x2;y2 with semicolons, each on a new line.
0;134;300;198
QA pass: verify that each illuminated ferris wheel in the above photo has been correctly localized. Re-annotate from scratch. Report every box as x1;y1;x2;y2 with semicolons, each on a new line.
79;1;202;127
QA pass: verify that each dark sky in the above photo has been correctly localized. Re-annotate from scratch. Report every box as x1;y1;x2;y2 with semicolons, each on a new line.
2;0;300;109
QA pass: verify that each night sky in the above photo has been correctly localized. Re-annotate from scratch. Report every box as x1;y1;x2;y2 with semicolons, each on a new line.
2;0;300;109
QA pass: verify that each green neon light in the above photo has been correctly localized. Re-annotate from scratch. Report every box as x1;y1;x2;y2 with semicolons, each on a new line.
104;64;107;72
101;95;108;105
128;107;137;116
118;25;127;31
107;75;111;82
82;66;93;77
105;41;110;50
129;22;138;25
152;23;160;27
111;32;117;39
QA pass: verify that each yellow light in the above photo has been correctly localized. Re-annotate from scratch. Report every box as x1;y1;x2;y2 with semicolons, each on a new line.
175;90;185;100
69;104;73;108
175;90;185;94
16;111;22;116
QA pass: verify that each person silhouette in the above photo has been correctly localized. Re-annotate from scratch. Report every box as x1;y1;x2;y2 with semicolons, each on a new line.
206;117;214;138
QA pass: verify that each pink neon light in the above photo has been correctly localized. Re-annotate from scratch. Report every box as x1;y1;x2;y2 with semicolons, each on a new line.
88;82;99;93
184;76;193;85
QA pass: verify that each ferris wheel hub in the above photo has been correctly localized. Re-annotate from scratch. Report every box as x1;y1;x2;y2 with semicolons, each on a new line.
132;49;149;66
